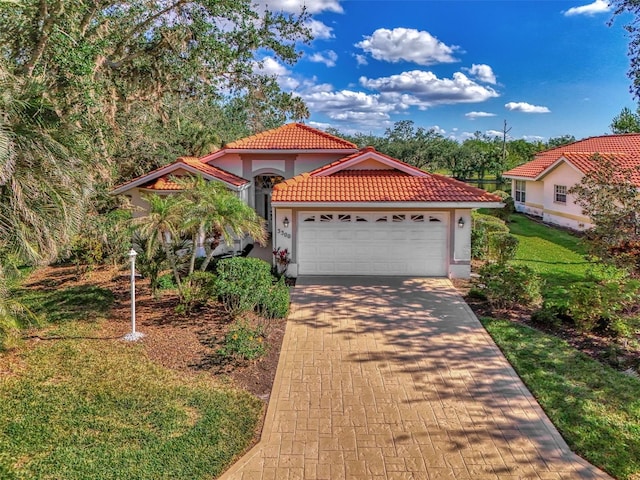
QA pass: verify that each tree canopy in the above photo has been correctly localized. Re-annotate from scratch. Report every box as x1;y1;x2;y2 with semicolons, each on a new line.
0;0;311;265
330;120;555;181
610;106;640;133
569;154;640;274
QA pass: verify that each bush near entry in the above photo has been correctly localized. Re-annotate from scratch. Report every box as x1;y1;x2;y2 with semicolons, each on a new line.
216;257;290;319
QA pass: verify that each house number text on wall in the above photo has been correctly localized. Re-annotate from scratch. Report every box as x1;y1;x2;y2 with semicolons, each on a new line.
277;228;291;239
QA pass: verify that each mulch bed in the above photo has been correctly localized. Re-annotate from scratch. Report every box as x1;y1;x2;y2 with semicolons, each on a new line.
21;265;287;399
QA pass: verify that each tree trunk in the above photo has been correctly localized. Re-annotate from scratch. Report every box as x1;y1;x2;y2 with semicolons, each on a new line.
199;234;222;272
160;234;182;291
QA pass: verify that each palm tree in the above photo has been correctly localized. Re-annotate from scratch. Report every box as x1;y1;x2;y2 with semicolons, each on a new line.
177;176;267;274
135;193;187;290
0;62;90;265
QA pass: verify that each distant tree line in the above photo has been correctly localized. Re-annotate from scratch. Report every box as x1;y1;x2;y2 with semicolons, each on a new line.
327;120;576;181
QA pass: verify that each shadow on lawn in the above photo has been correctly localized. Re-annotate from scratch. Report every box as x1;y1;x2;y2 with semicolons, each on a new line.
17;284;115;324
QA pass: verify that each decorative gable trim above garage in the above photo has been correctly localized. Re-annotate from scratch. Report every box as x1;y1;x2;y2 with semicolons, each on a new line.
272;148;503;279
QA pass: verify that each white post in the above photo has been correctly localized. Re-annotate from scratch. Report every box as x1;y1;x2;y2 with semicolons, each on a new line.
130;248;137;334
124;248;144;341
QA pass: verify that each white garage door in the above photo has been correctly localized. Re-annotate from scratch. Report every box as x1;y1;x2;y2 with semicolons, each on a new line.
297;212;448;276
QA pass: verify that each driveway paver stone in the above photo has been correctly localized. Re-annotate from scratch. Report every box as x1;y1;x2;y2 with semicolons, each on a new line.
220;277;611;480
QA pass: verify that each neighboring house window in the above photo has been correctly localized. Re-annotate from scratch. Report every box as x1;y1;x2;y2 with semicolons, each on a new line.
514;180;526;203
554;185;567;204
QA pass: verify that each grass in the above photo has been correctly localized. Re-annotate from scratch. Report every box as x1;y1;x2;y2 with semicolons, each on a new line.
507;214;596;290
1;274;263;479
482;318;640;480
17;284;115;324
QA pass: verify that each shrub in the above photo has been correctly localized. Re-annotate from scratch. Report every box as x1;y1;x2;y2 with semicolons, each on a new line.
157;273;177;290
272;247;291;277
487;232;519;264
218;320;266;361
530;305;563;328
216;257;273;317
175;271;217;315
476;263;542;309
258;277;290;319
67;209;133;270
132;231;167;297
565;278;640;336
471;212;509;260
490;190;515;222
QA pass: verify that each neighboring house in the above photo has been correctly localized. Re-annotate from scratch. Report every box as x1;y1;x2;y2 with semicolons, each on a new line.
503;134;640;230
112;123;502;278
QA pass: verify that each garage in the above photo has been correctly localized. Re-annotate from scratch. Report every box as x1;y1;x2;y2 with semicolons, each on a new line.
296;211;448;276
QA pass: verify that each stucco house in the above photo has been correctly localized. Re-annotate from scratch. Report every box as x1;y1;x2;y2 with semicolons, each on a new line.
112;123;502;278
503;134;640;230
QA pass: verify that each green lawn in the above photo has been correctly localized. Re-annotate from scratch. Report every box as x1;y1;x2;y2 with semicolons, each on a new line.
480;214;640;479
1;280;262;479
508;214;595;290
482;318;640;480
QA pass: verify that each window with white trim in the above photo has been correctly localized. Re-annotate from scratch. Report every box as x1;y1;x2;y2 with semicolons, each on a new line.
515;180;526;203
554;185;567;204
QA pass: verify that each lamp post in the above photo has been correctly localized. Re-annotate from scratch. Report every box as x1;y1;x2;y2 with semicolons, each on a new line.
123;248;144;341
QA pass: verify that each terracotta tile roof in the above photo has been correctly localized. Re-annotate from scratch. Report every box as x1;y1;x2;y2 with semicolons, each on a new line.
560;152;640;185
143;176;184;190
223;123;358;150
312;146;428;177
179;157;248;187
112;156;248;194
503;134;640;184
272;166;501;203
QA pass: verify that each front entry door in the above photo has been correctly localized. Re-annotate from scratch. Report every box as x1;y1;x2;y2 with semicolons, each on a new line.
254;174;283;234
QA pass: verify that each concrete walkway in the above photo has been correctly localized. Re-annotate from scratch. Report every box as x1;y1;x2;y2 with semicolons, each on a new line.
220;277;611;480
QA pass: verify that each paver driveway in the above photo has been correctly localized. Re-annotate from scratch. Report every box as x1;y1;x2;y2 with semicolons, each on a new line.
221;277;611;480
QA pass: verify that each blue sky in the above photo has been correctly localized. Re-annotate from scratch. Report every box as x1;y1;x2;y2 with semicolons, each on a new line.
255;0;636;142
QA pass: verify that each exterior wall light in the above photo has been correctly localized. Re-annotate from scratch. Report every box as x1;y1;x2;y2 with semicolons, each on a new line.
283;217;289;228
458;217;465;229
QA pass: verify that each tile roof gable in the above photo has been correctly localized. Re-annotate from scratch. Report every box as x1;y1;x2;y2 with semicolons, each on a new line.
222;123;358;150
272;148;502;204
110;156;248;195
503;133;640;184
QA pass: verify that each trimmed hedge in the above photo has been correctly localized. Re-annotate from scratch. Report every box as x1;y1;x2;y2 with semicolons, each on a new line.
471;212;509;260
259;277;290;319
487;231;519;264
216;257;273;316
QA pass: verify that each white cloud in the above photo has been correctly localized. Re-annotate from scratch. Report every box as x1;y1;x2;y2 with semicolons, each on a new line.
254;57;290;76
564;0;611;16
308;50;338;67
255;0;343;14
306;19;334;40
505;101;551;113
299;89;420;131
429;125;447;135
360;70;499;106
302;89;397;118
486;130;504;138
354;54;368;66
523;135;546;142
308;121;334;130
460;132;477;140
464;64;497;84
355;27;459;66
466;111;497;119
253;57;300;90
